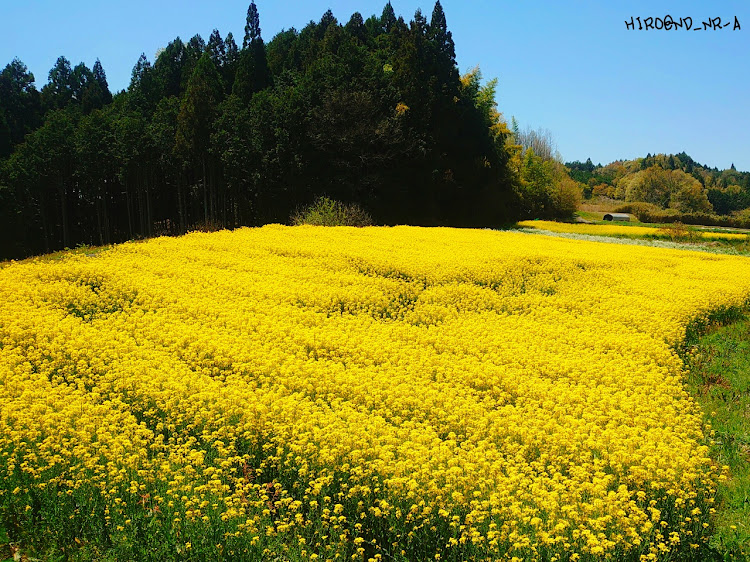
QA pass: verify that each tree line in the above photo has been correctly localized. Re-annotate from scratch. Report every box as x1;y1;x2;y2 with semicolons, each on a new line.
0;2;578;260
567;153;750;216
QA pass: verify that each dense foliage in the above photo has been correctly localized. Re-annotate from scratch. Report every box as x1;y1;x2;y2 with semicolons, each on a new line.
3;225;750;560
0;2;586;260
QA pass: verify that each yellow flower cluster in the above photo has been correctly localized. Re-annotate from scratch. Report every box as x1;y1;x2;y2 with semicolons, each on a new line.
1;225;749;560
519;220;748;241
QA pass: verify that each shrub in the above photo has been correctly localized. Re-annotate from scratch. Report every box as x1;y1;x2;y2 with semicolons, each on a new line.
730;208;750;229
655;222;701;243
551;177;582;219
190;219;224;233
291;197;373;227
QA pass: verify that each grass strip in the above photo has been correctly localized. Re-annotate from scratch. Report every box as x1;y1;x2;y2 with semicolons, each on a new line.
685;318;750;560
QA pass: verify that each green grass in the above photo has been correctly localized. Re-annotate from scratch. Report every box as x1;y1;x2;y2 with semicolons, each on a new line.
0;523;13;562
685;318;750;560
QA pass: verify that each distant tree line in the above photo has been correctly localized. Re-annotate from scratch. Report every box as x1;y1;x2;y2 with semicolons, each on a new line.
0;2;581;260
567;152;750;216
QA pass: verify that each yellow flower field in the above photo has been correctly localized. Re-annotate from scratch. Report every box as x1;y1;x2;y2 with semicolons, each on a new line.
519;220;749;241
2;225;750;560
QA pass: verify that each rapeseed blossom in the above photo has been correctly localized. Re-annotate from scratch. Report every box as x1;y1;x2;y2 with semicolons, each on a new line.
1;225;748;560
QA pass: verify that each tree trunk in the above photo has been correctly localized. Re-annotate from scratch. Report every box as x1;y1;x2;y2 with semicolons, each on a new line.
126;185;134;239
138;172;145;236
177;183;185;234
202;158;208;225
39;192;50;254
96;195;104;246
209;159;215;225
146;168;153;237
58;183;69;248
102;182;110;244
232;184;239;227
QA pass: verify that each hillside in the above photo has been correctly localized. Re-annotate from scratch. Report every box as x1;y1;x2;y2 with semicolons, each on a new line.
567;153;750;223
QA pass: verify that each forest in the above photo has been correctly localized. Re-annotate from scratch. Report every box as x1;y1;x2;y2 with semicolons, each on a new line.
0;1;585;260
1;2;747;261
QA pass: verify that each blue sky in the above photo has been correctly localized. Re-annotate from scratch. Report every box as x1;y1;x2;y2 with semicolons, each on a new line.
2;1;749;170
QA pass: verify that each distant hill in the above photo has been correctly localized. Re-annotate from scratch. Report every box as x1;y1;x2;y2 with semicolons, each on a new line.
566;153;750;215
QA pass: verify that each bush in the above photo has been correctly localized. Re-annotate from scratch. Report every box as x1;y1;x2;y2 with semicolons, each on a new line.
655;222;701;243
190;220;224;233
551;177;582;220
291;197;373;227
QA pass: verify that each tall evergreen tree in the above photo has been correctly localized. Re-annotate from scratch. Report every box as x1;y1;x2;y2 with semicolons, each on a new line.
42;56;73;110
129;54;151;91
1;59;36;95
70;62;96;108
182;34;207;88
345;12;366;42
75;108;115;244
176;52;224;223
111;106;150;238
149;97;183;231
208;29;226;67
187;34;207;53
176;53;224;160
35;109;75;248
234;3;271;102
266;28;302;75
92;59;113;103
348;11;364;28
0;110;10;157
317;9;338;38
429;0;456;65
511;116;520;142
3;132;48;254
224;33;239;65
413;8;428;34
244;2;261;49
128;53;155;112
222;32;240;92
381;2;397;33
233;48;271;103
80;69;108;113
153;38;185;99
0;59;42;156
